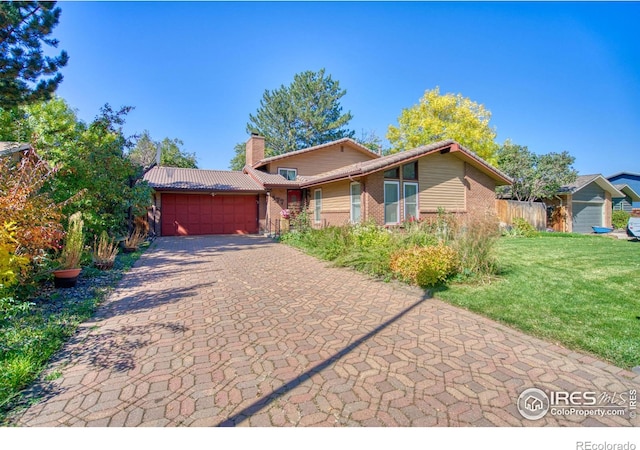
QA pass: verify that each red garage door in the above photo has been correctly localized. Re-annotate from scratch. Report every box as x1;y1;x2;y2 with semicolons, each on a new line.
161;193;258;236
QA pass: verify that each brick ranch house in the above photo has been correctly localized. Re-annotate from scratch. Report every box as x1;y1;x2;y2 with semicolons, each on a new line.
144;135;511;236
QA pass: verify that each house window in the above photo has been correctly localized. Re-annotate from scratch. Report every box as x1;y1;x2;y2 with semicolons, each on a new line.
350;182;361;223
314;189;322;223
384;167;399;179
278;168;297;180
403;161;418;180
404;182;418;221
384;181;400;224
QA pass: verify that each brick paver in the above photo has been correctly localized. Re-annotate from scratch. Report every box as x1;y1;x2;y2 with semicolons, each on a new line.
14;236;640;426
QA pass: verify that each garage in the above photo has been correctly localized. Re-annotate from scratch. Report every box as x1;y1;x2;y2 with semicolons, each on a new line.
160;193;258;236
572;202;603;234
143;167;264;236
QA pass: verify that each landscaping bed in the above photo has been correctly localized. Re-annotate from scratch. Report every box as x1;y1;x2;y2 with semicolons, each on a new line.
282;219;639;370
0;243;149;423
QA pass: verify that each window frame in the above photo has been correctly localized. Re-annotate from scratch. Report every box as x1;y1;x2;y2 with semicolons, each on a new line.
314;189;322;223
384;181;400;225
278;167;297;181
402;161;418;180
403;182;419;221
350;182;361;223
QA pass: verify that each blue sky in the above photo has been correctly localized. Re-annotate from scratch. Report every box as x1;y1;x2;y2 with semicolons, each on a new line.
51;1;640;176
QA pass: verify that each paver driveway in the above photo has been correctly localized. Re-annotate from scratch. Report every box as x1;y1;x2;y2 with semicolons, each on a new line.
16;236;640;426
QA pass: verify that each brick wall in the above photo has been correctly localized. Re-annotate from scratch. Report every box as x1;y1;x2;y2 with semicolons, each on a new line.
266;188;287;233
464;163;498;218
363;172;385;224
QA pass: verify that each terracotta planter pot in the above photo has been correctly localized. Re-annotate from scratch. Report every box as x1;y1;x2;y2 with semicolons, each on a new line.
53;268;81;288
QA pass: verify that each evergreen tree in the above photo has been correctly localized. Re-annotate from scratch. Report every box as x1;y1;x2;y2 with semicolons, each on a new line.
0;1;68;109
246;69;355;156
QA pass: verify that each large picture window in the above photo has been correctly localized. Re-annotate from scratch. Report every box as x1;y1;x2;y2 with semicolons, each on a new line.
350;182;361;223
404;182;418;221
384;181;400;224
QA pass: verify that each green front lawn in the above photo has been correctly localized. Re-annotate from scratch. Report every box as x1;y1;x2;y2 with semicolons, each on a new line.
436;234;640;369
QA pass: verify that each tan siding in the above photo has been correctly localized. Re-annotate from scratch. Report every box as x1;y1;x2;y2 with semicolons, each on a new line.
319;180;350;212
418;153;466;211
267;143;376;177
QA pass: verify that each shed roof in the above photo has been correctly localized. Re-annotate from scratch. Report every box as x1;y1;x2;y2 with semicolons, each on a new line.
558;174;624;198
613;184;640;201
144;166;265;192
0;142;31;157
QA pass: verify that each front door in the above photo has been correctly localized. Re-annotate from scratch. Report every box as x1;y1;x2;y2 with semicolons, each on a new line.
287;189;302;214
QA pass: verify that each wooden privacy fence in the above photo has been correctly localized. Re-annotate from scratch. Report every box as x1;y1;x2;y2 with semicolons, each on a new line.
496;199;547;230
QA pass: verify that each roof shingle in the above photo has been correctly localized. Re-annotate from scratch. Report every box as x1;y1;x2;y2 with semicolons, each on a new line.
144;167;265;192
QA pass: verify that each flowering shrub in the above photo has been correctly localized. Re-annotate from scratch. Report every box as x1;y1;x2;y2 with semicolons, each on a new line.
390;244;459;287
280;209;291;219
351;221;391;249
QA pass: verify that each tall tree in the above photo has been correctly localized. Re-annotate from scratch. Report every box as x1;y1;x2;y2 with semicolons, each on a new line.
246;68;355;156
228;142;246;171
0;1;69;109
0;98;153;236
129;131;197;169
387;87;499;163
496;140;577;202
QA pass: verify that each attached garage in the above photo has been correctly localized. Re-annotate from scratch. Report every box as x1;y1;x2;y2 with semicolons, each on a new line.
160;193;258;236
144;167;265;236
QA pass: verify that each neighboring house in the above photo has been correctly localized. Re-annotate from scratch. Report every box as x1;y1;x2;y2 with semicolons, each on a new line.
0;142;35;164
607;172;640;209
611;184;640;213
549;175;623;233
144;135;511;236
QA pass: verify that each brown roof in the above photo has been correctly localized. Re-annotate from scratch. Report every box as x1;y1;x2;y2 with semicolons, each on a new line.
243;165;301;188
253;138;379;169
300;140;512;187
144;167;265;192
558;174;623;197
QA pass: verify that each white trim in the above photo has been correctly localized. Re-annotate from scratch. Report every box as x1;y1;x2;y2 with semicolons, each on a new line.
384;181;400;225
314;189;322;223
403;182;419;221
278;167;298;181
350;182;361;223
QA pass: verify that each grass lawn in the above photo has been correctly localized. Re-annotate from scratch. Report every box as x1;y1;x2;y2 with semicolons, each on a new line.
435;234;640;369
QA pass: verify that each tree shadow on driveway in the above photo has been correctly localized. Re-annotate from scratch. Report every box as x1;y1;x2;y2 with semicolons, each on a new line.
217;291;432;426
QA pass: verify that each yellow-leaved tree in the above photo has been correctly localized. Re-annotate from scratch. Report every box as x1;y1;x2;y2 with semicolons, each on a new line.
387;87;499;164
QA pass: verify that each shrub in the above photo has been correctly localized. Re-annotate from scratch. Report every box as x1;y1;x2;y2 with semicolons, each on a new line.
454;214;500;278
511;217;537;237
612;210;631;230
58;212;85;270
390;244;459;287
92;231;118;270
123;226;146;249
351;221;391;249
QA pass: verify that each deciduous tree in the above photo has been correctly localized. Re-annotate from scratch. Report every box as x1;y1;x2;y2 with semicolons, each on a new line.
496;140;577;201
129;130;197;169
387;87;498;163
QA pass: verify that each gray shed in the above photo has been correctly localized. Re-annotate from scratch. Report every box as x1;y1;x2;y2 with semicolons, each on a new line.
557;175;624;233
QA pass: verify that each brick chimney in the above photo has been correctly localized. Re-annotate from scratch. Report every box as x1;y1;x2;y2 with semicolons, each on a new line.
245;133;265;167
